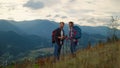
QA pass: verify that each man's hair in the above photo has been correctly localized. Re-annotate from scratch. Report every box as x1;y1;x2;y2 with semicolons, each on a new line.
69;21;74;25
60;22;65;25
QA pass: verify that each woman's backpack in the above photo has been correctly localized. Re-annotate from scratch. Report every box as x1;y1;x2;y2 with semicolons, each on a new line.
73;26;82;39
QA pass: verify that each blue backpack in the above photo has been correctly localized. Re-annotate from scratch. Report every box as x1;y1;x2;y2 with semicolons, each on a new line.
73;26;82;39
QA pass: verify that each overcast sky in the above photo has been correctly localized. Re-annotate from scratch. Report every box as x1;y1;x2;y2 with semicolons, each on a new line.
0;0;120;26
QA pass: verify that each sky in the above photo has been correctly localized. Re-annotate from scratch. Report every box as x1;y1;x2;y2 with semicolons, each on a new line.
0;0;120;26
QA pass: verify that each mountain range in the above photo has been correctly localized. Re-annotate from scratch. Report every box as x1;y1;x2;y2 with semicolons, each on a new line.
0;19;119;64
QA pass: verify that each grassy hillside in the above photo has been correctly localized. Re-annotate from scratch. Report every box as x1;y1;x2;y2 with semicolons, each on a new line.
2;41;120;68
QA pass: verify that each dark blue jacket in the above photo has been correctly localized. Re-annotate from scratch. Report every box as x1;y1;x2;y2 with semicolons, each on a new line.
55;28;65;45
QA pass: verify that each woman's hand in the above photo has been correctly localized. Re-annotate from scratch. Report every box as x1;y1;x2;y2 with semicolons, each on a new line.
73;39;76;42
58;36;65;40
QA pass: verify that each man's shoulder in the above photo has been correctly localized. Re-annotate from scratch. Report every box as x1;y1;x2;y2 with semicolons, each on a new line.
54;28;60;33
56;28;61;31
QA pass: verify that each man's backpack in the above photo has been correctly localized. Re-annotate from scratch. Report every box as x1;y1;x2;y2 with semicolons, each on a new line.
73;26;82;39
52;29;57;43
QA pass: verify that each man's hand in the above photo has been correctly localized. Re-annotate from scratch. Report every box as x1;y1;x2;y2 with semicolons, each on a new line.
58;36;65;40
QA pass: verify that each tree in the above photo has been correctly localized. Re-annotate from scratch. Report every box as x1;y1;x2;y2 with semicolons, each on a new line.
107;16;120;42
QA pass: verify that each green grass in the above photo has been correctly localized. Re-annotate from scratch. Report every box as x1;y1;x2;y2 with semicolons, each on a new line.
33;64;39;68
5;65;14;68
43;41;120;68
4;41;120;68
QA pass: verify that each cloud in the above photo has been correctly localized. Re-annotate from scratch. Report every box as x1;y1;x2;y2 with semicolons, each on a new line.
81;9;95;13
54;14;67;19
41;0;61;7
23;0;61;10
46;15;52;17
61;16;67;19
0;0;120;27
54;14;60;18
69;0;76;2
23;0;44;10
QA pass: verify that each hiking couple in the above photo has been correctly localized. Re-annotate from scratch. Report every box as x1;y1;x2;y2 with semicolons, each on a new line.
52;21;81;62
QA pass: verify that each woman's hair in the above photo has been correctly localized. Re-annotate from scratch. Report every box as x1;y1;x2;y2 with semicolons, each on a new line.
69;21;74;25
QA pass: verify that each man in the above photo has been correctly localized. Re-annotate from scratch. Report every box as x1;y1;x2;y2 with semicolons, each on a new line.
68;21;79;57
54;22;65;61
